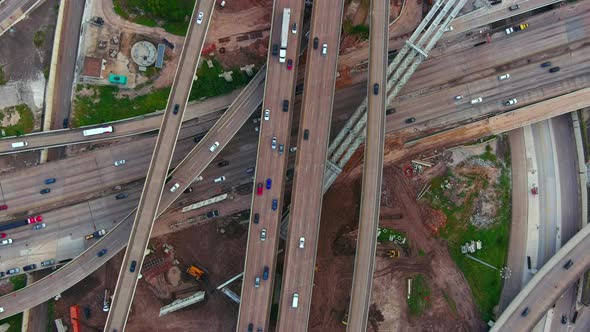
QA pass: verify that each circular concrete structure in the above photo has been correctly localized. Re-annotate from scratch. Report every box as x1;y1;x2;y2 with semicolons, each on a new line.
131;40;157;67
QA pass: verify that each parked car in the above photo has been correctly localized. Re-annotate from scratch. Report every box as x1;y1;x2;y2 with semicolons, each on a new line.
184;187;193;194
313;37;319;49
218;160;229;167
196;11;204;24
405;117;416;124
264;109;270;121
130;260;137;272
509;4;519;10
97;249;108;257
41;259;55;267
0;205;6;210
33;223;46;230
287;59;293;70
40;188;51;194
561;315;568;324
44;178;56;184
386;108;396;115
62;118;69;128
0;239;13;246
173;104;180;115
0;233;6;238
272;199;278;211
245;167;255;175
115;193;128;200
253;213;260;224
289;146;297;153
6;267;19;275
206;210;219;218
549;66;560;73
260;228;266;241
271;137;277;150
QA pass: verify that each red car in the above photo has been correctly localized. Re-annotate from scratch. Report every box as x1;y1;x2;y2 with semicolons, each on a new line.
257;183;263;196
0;233;6;239
287;59;293;70
0;205;7;210
27;215;42;224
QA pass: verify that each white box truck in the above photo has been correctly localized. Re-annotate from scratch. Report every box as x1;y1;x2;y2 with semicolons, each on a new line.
279;8;291;63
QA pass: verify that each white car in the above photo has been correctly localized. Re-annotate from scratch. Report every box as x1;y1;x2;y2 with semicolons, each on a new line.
299;237;305;248
209;141;220;152
214;176;226;183
170;183;180;192
444;26;454;32
114;160;126;166
0;239;13;246
291;23;297;34
498;73;510;81
197;12;204;24
504;98;518;106
454;95;463;101
271;137;277;150
260;228;266;241
321;44;328;56
264;109;270;121
0;307;4;313
470;97;483;104
505;27;514;35
289;146;297;153
194;175;203;182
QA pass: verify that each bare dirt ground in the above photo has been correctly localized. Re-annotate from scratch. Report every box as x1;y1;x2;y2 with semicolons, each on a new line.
309;159;485;331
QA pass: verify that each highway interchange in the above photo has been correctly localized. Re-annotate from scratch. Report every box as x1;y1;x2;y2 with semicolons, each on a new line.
0;0;589;330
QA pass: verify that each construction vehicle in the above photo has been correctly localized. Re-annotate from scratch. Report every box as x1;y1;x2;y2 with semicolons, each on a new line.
85;229;107;240
341;309;349;325
186;265;206;280
505;23;529;35
279;8;291;63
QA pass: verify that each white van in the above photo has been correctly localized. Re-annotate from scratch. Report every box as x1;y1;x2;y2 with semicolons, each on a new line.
292;293;299;308
11;141;28;149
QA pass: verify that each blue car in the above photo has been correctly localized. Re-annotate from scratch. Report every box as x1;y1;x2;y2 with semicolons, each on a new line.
266;178;272;189
44;178;56;185
263;266;269;280
272;199;278;211
97;249;108;257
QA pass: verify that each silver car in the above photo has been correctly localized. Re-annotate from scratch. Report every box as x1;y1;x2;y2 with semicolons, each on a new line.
114;160;126;166
41;259;55;267
264;109;270;121
260;228;266;241
197;11;204;24
271;137;277;150
33;223;46;230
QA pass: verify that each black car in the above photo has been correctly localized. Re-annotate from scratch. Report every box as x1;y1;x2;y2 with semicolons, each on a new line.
282;100;289;112
540;61;552;68
184;187;193;194
218;160;229;167
97;249;108;257
40;188;51;194
563;259;573;269
405;117;416;124
248;324;254;332
115;193;128;200
489;0;501;5
303;129;309;140
313;37;319;49
561;315;567;324
194;134;205;143
386;108;396;115
23;264;37;272
549;66;560;73
373;83;379;95
272;44;279;56
253;213;259;224
62;118;69;128
162;38;175;49
207;210;220;218
130;260;137;273
521;307;529;317
245;167;255;175
173;104;180;115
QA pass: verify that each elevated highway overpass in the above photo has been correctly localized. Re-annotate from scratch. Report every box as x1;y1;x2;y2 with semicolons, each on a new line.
0;83;589;320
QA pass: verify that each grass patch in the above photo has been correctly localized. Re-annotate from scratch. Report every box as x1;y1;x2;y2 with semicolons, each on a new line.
46;300;56;331
72;85;171;127
33;30;46;48
0;66;7;85
480;144;497;163
418;248;425;257
343;19;370;40
189;58;256;100
43;64;50;80
0;104;35;137
377;227;407;247
425;158;511;322
9;274;27;290
407;274;431;316
0;313;22;332
442;290;458;315
113;0;196;36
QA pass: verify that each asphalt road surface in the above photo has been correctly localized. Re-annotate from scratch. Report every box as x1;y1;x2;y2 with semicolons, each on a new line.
275;0;345;330
105;1;216;330
236;0;306;330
